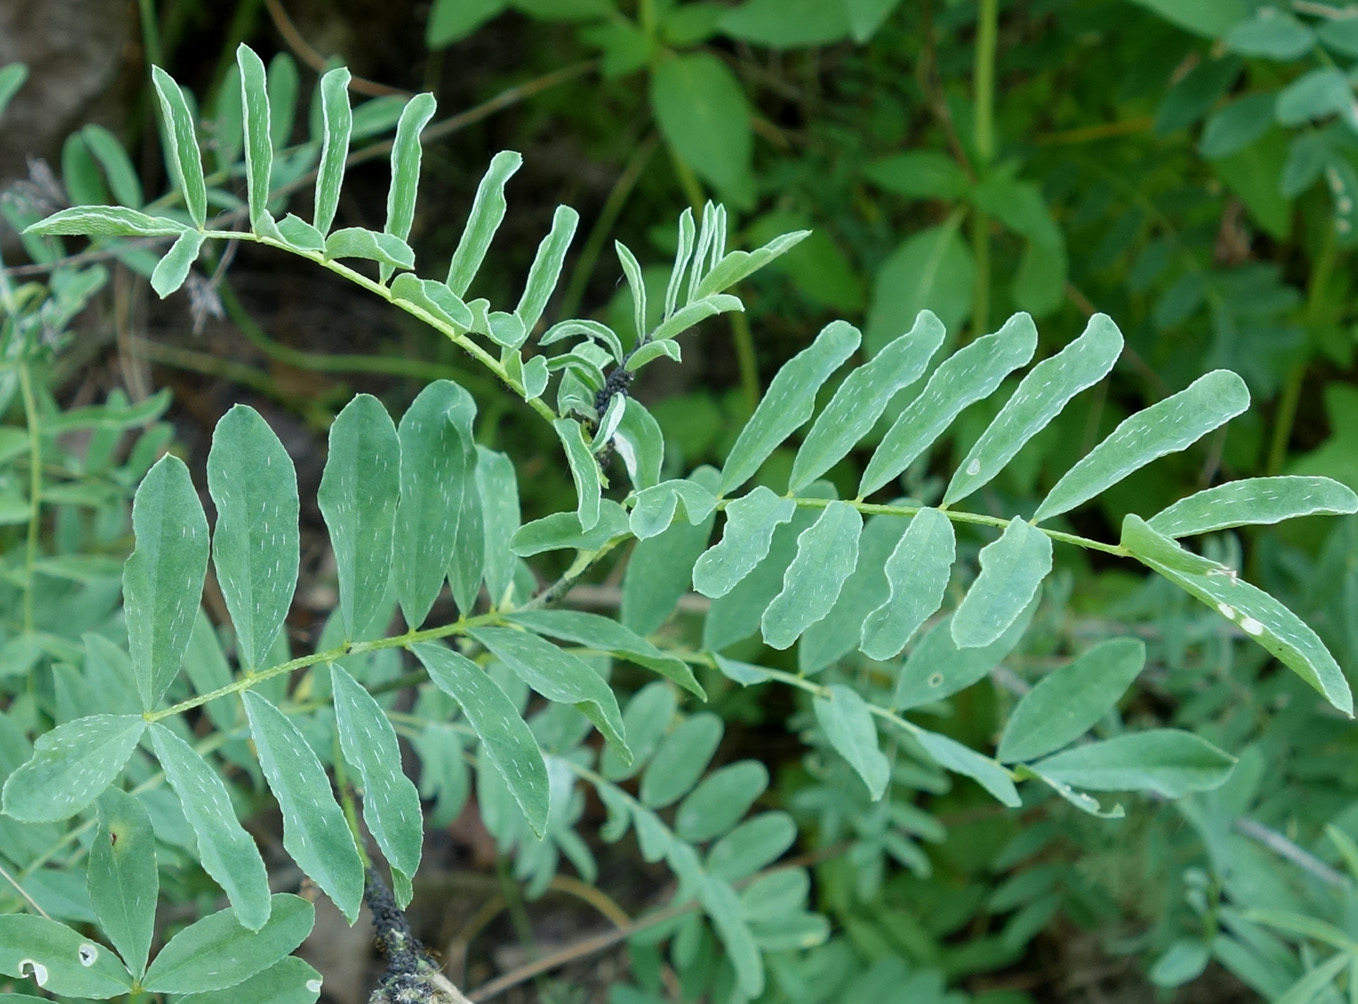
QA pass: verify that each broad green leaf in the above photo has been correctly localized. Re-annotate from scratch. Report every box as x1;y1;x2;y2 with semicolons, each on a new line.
651;52;754;207
864;150;970;199
390;274;473;331
509;609;704;697
515;204;579;335
275;214;324;252
88;788;157;977
2;714;145;822
790;311;944;492
318;394;400;640
0;62;27;119
997;638;1146;763
142;894;313;994
382;92;437;283
895;600;1036;711
1125;0;1247;38
24;206;188;238
0;914;132;998
675;761;768;842
150;228;205;297
447;150;522;296
331;665;422;895
864;219;973;355
124;454;209;707
208;405;300;671
861;507;955;661
1122;515;1352;713
474;446;520;605
613;397;665;490
719;0;850;46
509;500;629;555
1034;370;1249;523
1147;476;1358;538
1199;93;1275;160
1031;729;1235;797
944;313;1123;505
151;65;206;229
761;501;862;649
699;875;765;996
175;956;323;1004
1319;18;1358;57
601;682;678;782
693;230;811;301
912;728;1020;805
393;380;481;627
313;66;351;235
640;712;723;807
414;642;548;835
628;477;719;540
148;723;271;930
814;684;889;799
323;227;415;270
721;320;860;494
861;312;1038;497
1276;68;1355;127
798;513;897;672
706;811;797;882
693;486;797;597
427;0;509;45
235;46;277;238
952;517;1052;649
554;417;602;531
243;693;365;922
468;627;629;760
1149;940;1211;989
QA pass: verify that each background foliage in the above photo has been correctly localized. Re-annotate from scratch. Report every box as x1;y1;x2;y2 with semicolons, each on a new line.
4;1;1358;1003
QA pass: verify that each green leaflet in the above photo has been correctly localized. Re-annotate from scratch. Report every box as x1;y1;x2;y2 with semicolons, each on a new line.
624;337;682;372
860;312;1038;497
23;205;188;238
798;512;899;672
508;609;704;697
515;205;579;336
468;626;630;761
1;714;145;823
148;724;271;930
88;789;158;977
313;66;351;235
1146;475;1358;537
951;517;1052;649
390;274;474;331
894;600;1036;711
814;684;889;799
601;682;677;782
706;811;797;881
235;46;279;239
663;206;696;316
331;665;422;898
0;914;133;998
640;712;723;807
1033;370;1250;523
692;486;797;598
175;956;323;1004
613;397;665;491
413;641;549;835
207;406;300;672
1031;729;1235;798
275;214;324;252
628;477;719;539
243;693;365;922
151;65;206;229
141;894;313;994
694;229;811;300
554;417;602;532
317;394;400;640
623;471;720;636
860;507;955;661
761;501;862;649
509;500;630;555
382;91;437;283
323;227;415;270
1122;514;1353;714
149;229;206;297
474;446;520;605
997;638;1146;764
647;294;743;344
699;874;764;996
393;380;482;627
789;310;944;492
123;454;209;708
911;728;1020;806
944;312;1123;506
447;150;522;296
675;761;769;842
720;320;859;495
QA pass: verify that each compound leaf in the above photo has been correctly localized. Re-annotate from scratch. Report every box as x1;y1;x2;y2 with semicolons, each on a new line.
124;454;209;708
243;693;365;922
895;601;1036;711
1033;370;1250;523
207;405;300;672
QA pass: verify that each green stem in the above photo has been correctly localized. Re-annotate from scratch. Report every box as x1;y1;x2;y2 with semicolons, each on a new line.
18;360;41;635
137;0;164;70
970;0;999;340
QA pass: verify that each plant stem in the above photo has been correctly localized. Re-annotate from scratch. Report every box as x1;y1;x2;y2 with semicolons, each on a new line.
137;0;164;70
970;0;999;340
18;359;41;635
